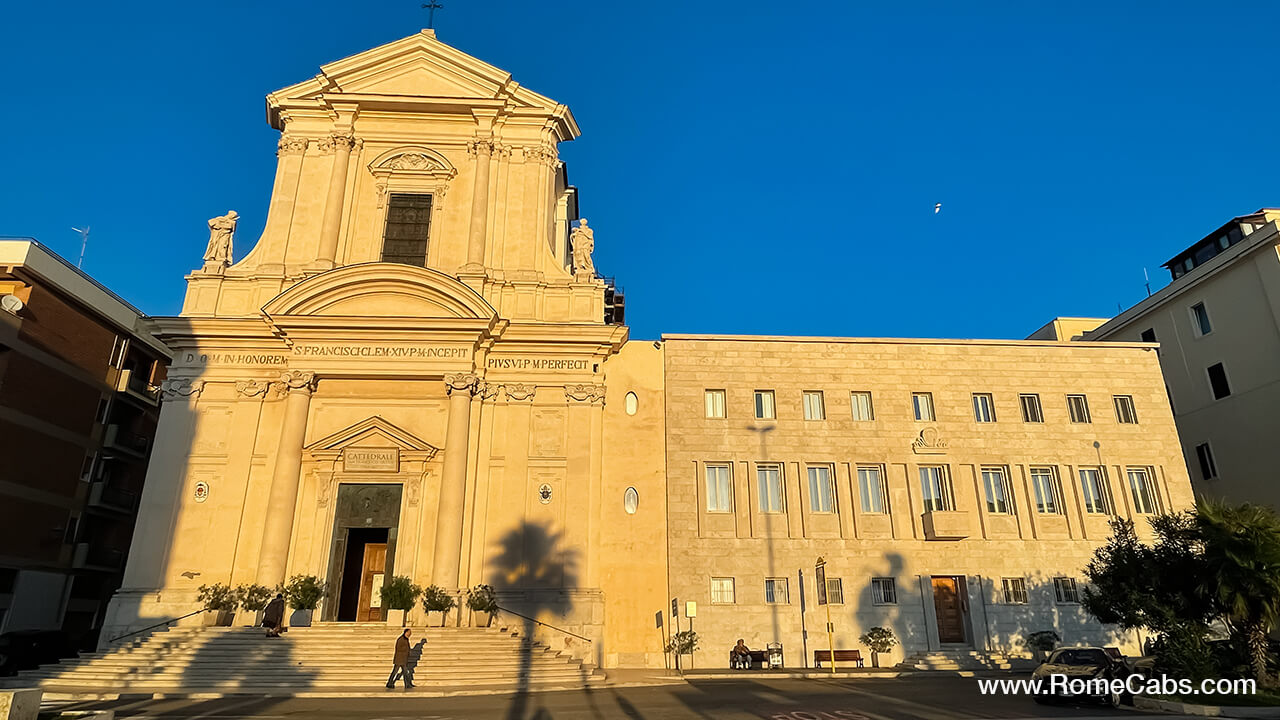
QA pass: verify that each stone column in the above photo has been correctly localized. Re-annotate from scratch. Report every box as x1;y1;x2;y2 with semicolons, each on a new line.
461;138;493;271
314;134;357;269
256;371;317;587
433;373;477;588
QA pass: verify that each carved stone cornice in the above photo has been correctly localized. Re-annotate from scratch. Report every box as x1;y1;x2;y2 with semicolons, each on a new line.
444;373;479;396
564;383;606;405
278;370;318;393
160;378;205;402
504;383;535;402
277;136;309;156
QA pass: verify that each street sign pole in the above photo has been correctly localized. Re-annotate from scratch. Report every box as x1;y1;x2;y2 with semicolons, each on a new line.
817;556;836;674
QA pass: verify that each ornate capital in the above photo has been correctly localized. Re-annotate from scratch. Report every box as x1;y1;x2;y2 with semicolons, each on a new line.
467;137;495;156
478;381;500;401
278;370;317;393
160;378;205;402
277;136;309;156
503;383;536;402
444;373;479;395
564;383;606;405
235;379;287;401
331;134;357;152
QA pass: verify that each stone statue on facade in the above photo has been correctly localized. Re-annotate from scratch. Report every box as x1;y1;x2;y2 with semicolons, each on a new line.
203;211;238;272
571;218;595;279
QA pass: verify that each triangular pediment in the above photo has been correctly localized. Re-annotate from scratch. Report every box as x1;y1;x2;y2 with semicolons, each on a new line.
306;416;439;458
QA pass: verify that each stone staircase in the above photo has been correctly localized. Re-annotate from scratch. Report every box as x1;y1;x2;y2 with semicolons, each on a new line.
3;623;602;697
898;648;1026;671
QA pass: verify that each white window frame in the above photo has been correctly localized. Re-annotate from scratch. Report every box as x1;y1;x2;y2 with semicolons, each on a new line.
807;465;835;513
705;464;733;513
1019;393;1044;423
857;465;887;514
757;464;785;513
710;577;736;604
824;577;844;605
850;391;874;421
704;389;726;419
1113;395;1138;424
972;393;996;423
1053;577;1081;604
1029;466;1062;514
1079;467;1110;515
1001;577;1029;604
803;391;826;421
754;390;776;420
1067;394;1091;423
919;465;954;512
981;466;1013;515
1127;467;1161;515
871;577;897;605
912;392;936;421
764;577;789;604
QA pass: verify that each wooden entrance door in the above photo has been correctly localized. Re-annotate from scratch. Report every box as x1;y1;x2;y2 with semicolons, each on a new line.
931;576;966;644
356;543;387;622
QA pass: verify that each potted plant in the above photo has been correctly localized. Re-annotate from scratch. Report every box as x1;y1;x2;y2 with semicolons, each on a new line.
196;583;238;626
380;576;422;627
421;584;456;627
664;630;699;671
233;583;273;627
466;584;498;627
1027;630;1061;664
859;626;898;668
282;574;326;627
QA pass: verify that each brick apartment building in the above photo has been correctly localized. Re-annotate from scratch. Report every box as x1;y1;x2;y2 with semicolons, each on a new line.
0;239;169;650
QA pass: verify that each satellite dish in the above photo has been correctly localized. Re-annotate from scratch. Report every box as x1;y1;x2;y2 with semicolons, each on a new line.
0;295;23;315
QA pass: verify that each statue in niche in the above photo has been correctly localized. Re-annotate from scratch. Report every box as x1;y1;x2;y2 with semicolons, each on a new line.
203;210;238;271
571;218;595;278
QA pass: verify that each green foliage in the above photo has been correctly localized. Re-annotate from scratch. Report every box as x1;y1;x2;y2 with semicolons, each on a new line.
421;584;456;613
196;583;238;612
1026;630;1061;652
466;584;498;613
234;584;273;611
379;576;423;611
282;575;326;611
1151;623;1219;682
665;630;699;655
859;626;897;653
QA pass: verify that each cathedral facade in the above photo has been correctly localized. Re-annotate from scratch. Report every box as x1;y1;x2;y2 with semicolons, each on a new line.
104;31;1192;670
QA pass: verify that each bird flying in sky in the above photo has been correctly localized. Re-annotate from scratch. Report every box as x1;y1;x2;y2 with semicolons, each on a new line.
934;203;942;214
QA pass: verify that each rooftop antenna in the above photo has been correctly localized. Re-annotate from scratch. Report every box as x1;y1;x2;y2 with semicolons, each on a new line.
1143;267;1152;297
422;0;444;28
71;226;90;268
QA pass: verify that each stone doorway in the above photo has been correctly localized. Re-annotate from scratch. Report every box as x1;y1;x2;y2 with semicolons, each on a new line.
931;575;969;645
324;483;403;622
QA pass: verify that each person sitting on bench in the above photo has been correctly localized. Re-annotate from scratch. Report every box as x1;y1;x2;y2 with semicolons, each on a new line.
731;639;752;669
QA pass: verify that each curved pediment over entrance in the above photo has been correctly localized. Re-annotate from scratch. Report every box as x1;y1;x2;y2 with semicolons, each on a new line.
262;262;497;320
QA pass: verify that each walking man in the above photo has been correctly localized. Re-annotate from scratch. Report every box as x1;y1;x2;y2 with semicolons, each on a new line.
386;628;415;690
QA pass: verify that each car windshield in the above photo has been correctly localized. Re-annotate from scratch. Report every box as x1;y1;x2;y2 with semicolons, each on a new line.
1050;649;1108;666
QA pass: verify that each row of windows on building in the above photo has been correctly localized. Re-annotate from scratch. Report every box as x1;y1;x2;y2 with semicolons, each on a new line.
706;575;1083;606
1140;304;1233;403
704;389;1140;425
704;462;1163;517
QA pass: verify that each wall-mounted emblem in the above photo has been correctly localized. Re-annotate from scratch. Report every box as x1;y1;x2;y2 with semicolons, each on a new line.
194;481;210;503
538;483;553;504
912;427;949;455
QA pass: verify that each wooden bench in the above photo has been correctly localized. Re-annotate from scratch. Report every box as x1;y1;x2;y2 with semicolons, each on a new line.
728;649;770;668
814;649;864;668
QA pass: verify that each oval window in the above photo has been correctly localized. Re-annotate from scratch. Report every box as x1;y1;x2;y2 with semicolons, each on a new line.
625;392;638;415
623;487;639;514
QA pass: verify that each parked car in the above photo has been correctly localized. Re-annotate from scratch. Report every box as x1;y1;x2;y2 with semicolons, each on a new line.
0;630;78;676
1032;646;1132;707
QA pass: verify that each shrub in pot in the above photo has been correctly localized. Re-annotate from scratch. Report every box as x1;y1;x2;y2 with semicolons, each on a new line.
859;626;898;668
421;584;456;627
234;584;273;626
466;584;498;627
197;583;238;626
282;574;326;627
379;576;422;626
1026;630;1061;663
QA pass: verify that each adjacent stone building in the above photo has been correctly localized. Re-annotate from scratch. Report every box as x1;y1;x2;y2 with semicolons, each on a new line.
101;30;1194;670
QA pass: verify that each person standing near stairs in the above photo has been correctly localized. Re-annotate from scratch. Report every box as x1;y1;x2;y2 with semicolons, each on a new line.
386;628;415;690
262;594;286;638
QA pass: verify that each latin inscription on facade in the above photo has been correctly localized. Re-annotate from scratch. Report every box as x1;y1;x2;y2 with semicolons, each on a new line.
294;345;469;359
487;357;590;371
343;448;400;472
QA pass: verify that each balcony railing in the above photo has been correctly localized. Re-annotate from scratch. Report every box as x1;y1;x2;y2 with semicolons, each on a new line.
88;481;137;513
103;424;149;457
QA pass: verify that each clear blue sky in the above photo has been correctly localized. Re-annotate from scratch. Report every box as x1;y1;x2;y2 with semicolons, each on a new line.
2;1;1276;340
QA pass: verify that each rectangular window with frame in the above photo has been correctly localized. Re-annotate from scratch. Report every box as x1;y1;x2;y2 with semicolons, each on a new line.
824;578;844;605
1001;577;1029;604
764;578;789;604
912;392;936;421
919;465;954;512
871;577;897;605
1067;394;1091;423
1030;466;1062;514
1196;442;1219;481
705;464;733;513
1127;467;1161;514
1113;395;1138;424
381;193;433;266
807;465;835;513
1019;393;1043;423
754;390;776;419
857;466;887;514
850;391;874;421
1140;328;1157;343
1079;467;1110;514
1191;302;1212;336
711;577;736;604
1207;363;1231;400
1053;577;1081;604
803;391;826;421
757;464;785;513
704;389;726;418
972;393;996;423
981;466;1013;514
